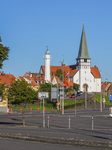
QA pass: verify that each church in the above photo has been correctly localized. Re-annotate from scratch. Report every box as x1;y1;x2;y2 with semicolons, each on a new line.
40;24;101;92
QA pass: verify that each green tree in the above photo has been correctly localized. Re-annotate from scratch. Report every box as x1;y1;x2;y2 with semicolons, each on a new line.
8;79;38;126
0;83;5;100
39;83;57;98
55;69;65;81
0;36;10;69
73;83;80;92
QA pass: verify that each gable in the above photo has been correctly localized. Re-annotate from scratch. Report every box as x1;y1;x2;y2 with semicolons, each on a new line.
91;66;101;78
39;66;44;74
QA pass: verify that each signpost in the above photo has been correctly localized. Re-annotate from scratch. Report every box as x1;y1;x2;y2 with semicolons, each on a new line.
38;92;49;127
51;87;64;114
103;97;105;108
57;101;61;106
75;91;77;115
109;95;111;102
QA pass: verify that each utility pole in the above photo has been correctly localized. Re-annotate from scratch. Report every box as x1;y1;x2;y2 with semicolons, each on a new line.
85;91;87;109
59;60;65;115
100;70;102;112
62;61;64;115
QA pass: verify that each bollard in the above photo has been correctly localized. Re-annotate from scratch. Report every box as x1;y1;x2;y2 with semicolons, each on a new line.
52;106;53;112
48;116;49;128
30;107;32;113
44;107;46;112
60;105;61;112
92;116;94;130
21;107;22;113
8;107;10;114
38;107;39;112
11;108;12;115
69;116;70;129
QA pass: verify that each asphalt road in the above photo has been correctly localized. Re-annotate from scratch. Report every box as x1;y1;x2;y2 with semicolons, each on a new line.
0;138;109;150
65;92;95;100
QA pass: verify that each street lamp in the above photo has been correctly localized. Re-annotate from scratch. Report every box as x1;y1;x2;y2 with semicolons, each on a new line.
100;70;102;112
59;60;65;115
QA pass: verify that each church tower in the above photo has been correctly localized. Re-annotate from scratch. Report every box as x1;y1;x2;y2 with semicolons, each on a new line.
44;48;51;83
76;23;91;92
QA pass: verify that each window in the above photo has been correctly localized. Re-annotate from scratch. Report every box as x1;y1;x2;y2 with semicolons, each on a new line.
84;59;87;62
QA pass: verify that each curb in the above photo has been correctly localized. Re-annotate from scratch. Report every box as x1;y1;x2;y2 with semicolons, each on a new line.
0;133;112;148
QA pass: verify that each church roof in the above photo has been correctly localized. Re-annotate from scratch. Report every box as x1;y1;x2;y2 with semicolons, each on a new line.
77;23;90;60
91;66;101;78
41;65;78;76
41;65;101;79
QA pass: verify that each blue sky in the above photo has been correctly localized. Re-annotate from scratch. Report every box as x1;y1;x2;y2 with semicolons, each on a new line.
0;0;112;82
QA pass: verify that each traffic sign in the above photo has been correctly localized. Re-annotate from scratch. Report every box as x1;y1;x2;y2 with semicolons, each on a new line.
38;92;49;99
57;102;61;106
103;98;105;103
109;95;111;102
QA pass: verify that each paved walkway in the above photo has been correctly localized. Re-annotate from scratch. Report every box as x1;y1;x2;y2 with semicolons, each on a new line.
0;107;112;148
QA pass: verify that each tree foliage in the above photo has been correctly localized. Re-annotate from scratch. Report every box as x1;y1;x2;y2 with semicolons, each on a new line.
55;69;65;81
0;36;10;69
8;80;38;105
0;83;5;100
39;83;57;98
73;83;80;92
8;79;38;127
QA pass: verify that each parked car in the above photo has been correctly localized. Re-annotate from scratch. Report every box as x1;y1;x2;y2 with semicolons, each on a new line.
70;94;76;98
76;91;83;96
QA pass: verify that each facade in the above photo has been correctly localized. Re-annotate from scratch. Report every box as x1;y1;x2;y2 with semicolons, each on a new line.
0;72;16;112
40;24;101;92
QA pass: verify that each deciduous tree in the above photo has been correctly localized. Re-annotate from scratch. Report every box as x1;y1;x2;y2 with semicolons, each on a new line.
0;36;10;69
8;79;38;126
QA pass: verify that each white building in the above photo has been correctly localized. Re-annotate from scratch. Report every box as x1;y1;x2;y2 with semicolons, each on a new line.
40;24;101;92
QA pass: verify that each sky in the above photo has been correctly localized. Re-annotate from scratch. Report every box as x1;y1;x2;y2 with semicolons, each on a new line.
0;0;112;82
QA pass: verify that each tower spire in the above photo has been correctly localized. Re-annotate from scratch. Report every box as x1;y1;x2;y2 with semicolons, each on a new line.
77;23;90;59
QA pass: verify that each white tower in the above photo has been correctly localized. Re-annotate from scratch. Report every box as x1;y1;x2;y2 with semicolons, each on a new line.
44;49;51;83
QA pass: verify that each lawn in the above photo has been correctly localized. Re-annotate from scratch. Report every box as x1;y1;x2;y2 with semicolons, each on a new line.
89;93;112;106
9;99;84;111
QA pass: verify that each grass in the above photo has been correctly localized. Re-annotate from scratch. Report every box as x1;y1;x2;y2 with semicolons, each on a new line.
9;99;84;111
89;93;112;106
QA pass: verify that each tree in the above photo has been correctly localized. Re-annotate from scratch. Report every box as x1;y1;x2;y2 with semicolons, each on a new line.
39;83;57;98
8;79;38;126
0;83;5;100
0;36;10;69
55;69;65;81
73;83;80;92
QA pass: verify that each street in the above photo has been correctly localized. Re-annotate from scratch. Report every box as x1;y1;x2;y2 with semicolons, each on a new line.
0;138;109;150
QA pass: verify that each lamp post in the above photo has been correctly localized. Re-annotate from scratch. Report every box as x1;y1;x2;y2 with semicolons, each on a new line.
75;91;77;115
59;60;64;115
100;70;102;112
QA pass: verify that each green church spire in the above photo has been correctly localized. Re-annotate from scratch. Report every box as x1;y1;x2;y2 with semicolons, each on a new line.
77;23;90;59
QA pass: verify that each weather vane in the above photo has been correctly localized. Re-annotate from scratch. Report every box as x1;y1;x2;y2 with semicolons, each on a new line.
46;46;48;50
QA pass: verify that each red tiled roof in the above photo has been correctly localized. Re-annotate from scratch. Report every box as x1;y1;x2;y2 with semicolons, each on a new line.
91;66;101;78
64;78;74;87
0;74;16;86
41;65;78;76
101;82;111;90
17;76;39;86
17;76;25;81
23;77;39;86
108;84;112;90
